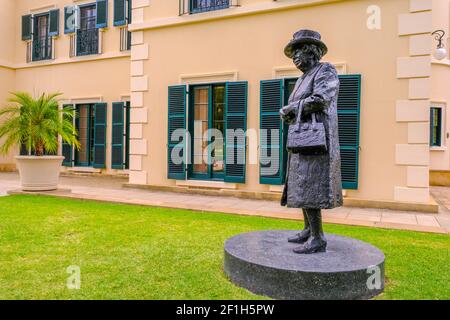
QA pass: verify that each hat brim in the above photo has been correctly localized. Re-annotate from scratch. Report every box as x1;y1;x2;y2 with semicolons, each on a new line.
284;38;328;59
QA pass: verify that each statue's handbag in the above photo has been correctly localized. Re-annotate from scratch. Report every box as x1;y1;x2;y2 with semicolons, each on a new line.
286;111;327;155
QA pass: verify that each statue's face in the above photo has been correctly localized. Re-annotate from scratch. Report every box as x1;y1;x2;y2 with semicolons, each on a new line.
292;45;319;72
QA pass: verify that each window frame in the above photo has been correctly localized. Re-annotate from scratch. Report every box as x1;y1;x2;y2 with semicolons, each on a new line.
75;104;94;167
76;2;100;57
187;82;227;181
189;0;231;14
430;103;447;150
125;101;131;169
31;12;52;62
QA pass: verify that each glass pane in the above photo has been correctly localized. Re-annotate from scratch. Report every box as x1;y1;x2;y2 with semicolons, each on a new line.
90;106;95;164
33;15;51;61
212;85;225;174
193;87;209;175
77;105;89;164
431;108;442;146
81;5;96;30
36;15;48;37
287;80;296;97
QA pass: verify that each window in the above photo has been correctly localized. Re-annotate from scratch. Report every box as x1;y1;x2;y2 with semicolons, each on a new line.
77;4;99;56
22;9;58;62
179;0;232;15
32;14;52;61
430;106;444;147
167;82;248;183
260;75;362;190
188;84;226;180
75;104;95;166
66;1;108;57
71;103;107;168
190;0;230;13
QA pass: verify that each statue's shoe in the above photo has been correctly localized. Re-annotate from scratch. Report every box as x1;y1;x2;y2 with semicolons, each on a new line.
293;239;327;254
287;230;310;244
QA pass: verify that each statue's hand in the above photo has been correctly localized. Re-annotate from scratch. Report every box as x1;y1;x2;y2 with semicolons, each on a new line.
280;102;299;124
280;102;298;117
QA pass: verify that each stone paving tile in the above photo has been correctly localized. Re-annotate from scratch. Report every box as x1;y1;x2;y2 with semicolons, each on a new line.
346;208;382;222
350;208;383;215
325;217;376;228
327;206;352;214
436;216;450;228
416;215;440;227
323;211;350;219
375;222;445;234
347;213;381;222
381;213;418;225
227;201;277;211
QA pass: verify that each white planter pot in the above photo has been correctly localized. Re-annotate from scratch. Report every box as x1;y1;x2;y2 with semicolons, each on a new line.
15;156;65;191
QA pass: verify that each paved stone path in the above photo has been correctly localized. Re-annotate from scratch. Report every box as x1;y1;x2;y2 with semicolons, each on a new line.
1;172;450;234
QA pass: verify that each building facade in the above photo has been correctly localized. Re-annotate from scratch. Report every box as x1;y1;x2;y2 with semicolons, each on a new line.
0;0;131;173
0;0;449;211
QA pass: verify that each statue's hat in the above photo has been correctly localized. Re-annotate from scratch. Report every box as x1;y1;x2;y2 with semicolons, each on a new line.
284;29;328;58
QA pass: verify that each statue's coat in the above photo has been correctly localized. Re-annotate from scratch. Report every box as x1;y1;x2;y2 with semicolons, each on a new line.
281;62;343;209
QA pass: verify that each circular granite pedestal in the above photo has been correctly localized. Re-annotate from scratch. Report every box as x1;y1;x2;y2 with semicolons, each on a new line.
224;231;385;300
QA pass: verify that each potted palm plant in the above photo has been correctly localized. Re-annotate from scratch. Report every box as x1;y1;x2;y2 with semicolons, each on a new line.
0;92;79;191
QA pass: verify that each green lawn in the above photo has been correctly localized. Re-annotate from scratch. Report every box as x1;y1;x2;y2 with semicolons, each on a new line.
0;195;449;300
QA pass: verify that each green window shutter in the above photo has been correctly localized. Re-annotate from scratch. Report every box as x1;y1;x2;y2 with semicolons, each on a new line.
128;0;132;24
125;102;130;169
93;103;107;168
49;9;60;36
260;79;284;185
225;81;248;183
64;6;76;34
96;0;109;28
62;104;74;167
337;74;361;190
114;0;127;26
168;85;187;180
430;108;434;146
111;102;125;169
22;14;32;41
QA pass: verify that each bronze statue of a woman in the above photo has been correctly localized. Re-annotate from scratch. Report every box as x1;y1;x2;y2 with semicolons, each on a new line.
280;30;343;254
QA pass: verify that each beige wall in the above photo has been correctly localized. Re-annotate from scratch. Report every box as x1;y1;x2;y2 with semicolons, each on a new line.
0;0;16;64
430;63;450;170
0;67;16;168
135;0;413;202
432;0;449;52
0;0;17;167
430;0;450;172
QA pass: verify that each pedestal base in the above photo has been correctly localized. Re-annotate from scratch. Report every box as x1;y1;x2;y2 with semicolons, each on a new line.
224;231;385;300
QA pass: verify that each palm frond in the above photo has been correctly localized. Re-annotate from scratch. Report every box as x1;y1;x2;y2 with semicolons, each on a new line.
0;92;80;156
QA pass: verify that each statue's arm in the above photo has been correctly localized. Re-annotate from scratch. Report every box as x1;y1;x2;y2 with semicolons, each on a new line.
301;63;340;116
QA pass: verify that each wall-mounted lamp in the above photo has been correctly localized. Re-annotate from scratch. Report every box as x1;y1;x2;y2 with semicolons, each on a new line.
432;30;447;60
